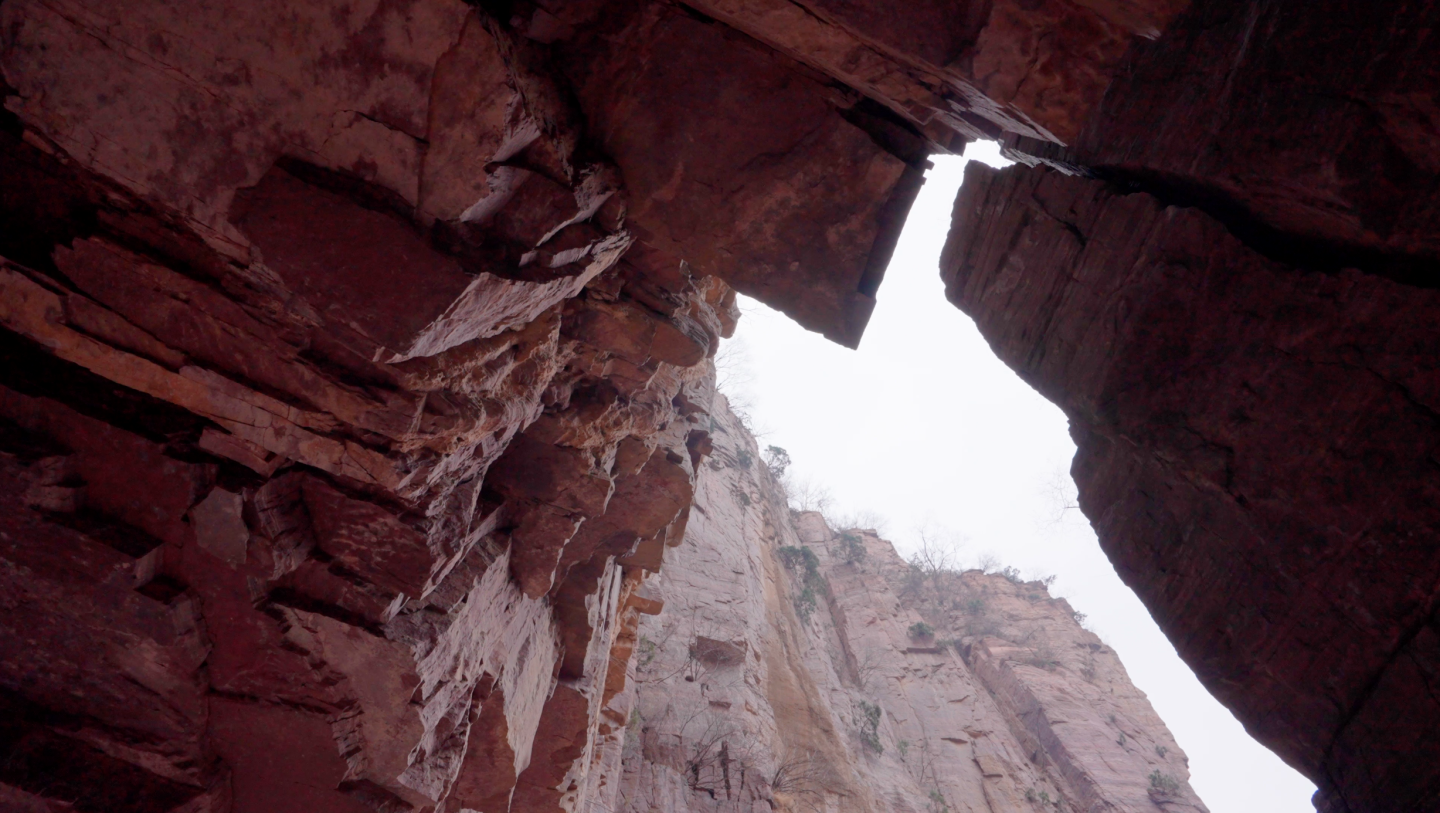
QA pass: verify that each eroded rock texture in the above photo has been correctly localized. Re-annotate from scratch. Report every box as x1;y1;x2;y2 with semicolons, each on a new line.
0;1;878;811
942;1;1440;810
3;0;1431;810
590;398;1205;813
0;0;1205;811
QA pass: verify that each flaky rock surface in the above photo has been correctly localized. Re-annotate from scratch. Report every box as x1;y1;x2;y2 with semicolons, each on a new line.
0;0;1193;810
3;0;1436;811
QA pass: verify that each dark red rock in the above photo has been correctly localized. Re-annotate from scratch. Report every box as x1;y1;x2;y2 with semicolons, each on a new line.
301;478;435;601
941;2;1440;810
1016;0;1440;267
556;1;922;347
231;166;481;359
208;698;371;813
944;162;1440;813
7;0;1436;810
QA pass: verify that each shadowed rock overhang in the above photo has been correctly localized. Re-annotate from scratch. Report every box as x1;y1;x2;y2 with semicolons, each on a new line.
1;0;1436;812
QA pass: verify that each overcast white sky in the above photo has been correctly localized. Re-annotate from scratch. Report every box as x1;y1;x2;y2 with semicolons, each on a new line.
719;143;1317;813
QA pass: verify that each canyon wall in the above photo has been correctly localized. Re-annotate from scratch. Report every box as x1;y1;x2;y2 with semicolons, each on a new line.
941;1;1440;811
2;0;1435;811
588;397;1207;813
0;0;1196;811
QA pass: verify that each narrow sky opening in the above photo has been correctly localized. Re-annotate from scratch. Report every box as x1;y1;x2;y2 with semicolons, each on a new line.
720;142;1317;812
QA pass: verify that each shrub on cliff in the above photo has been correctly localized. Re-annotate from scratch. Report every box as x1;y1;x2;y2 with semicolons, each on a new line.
838;530;866;565
1024;787;1053;806
763;445;790;477
908;621;934;640
793;585;818;622
1026;641;1060;671
778;545;819;574
770;750;824;804
1148;770;1181;799
855;700;883;754
828;508;889;536
964;613;1002;639
778;545;827;623
908;531;959;576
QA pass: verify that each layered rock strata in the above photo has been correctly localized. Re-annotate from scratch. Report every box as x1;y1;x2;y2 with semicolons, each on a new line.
942;1;1440;806
2;0;1429;811
588;398;1206;813
0;0;1209;810
0;2;809;812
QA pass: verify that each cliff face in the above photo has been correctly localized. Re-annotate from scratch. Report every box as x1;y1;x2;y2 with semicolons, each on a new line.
0;0;1202;811
589;398;1206;813
0;0;1183;352
940;1;1440;810
1;0;1434;811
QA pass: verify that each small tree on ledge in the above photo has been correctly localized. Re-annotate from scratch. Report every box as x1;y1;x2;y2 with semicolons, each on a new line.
763;445;791;477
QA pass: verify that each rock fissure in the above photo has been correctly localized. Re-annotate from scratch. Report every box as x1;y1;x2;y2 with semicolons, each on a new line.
1322;593;1440;774
1095;168;1440;289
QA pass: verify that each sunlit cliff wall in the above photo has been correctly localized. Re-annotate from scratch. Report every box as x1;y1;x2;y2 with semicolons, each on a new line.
587;398;1207;813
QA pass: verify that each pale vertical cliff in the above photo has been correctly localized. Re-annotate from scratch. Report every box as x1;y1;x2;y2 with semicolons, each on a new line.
584;397;1206;813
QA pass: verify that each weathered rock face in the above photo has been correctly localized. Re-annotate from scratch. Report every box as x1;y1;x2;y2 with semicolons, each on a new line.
0;2;768;812
941;1;1440;809
0;0;1211;811
584;398;1206;813
2;0;1431;811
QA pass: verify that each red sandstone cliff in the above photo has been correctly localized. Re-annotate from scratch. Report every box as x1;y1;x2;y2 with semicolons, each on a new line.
0;0;1145;809
1;0;1436;810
